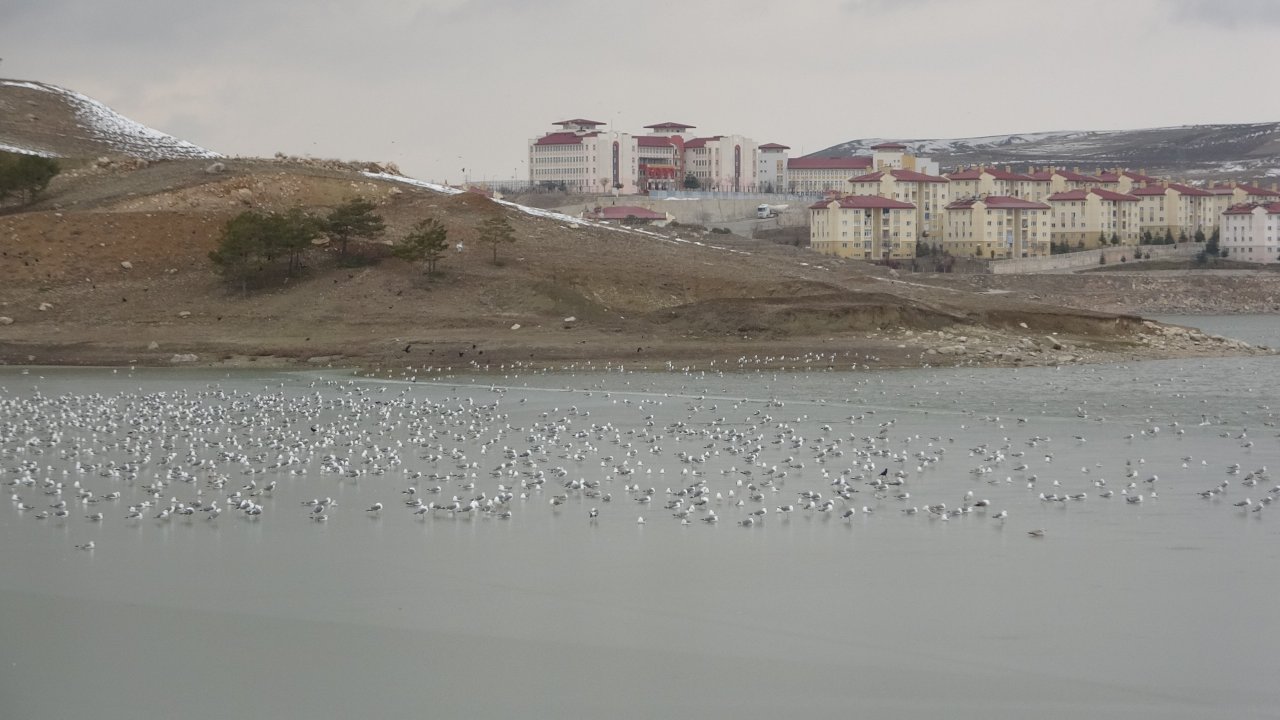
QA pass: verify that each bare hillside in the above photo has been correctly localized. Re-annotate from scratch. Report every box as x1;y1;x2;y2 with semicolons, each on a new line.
0;79;217;160
818;124;1280;181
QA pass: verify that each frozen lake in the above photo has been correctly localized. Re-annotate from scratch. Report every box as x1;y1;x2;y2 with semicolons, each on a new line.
2;316;1278;719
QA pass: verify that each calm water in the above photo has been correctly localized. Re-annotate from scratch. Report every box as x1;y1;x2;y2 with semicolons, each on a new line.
2;317;1278;719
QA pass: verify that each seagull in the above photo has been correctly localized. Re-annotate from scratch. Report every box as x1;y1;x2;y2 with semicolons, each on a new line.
75;541;95;551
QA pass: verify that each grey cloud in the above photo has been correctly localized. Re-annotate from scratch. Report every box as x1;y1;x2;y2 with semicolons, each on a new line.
843;0;935;12
1165;0;1280;26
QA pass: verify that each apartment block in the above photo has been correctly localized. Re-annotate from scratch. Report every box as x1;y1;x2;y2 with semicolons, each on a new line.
809;195;917;260
943;196;1052;259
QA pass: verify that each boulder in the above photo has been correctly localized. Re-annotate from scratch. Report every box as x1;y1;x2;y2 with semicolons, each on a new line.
205;162;227;174
37;302;52;312
177;311;191;318
169;353;199;363
0;317;13;325
120;261;133;270
147;341;160;350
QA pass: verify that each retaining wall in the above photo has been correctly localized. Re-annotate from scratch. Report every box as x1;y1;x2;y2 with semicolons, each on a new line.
987;244;1198;274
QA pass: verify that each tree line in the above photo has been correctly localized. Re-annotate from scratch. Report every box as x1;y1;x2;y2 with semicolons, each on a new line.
0;152;60;207
209;197;516;291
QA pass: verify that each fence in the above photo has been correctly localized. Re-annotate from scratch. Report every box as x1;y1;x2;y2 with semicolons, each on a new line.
985;243;1199;274
647;190;821;203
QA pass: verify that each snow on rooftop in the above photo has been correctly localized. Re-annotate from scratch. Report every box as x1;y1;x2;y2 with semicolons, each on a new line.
0;79;220;160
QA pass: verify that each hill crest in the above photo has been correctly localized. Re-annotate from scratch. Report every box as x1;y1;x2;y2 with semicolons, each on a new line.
815;123;1280;180
0;78;218;160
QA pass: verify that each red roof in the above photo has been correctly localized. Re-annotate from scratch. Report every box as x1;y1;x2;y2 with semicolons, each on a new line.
871;142;908;150
1131;183;1212;197
1047;188;1139;202
849;169;946;184
1026;169;1102;183
683;136;724;149
644;122;695;130
947;196;1050;210
1097;169;1160;184
789;156;873;171
946;166;1032;181
759;143;791;150
637;136;676;148
1234;184;1280;197
810;195;916;210
554;118;605;126
590;206;667;220
534;131;594;146
1224;202;1280;215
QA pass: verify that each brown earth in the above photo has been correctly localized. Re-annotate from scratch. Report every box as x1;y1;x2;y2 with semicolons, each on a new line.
0;158;1274;371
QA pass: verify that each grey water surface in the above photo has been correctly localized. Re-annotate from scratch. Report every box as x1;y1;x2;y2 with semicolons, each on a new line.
2;316;1278;719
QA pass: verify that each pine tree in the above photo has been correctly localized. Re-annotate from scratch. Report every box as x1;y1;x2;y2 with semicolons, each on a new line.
325;197;385;259
394;218;450;274
478;214;516;265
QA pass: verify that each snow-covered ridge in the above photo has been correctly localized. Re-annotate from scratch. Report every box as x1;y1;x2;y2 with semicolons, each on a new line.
819;123;1280;179
829;130;1098;156
0;79;219;160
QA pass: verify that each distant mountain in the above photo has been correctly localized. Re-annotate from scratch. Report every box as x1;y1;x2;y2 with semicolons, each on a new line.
0;79;217;160
814;124;1280;181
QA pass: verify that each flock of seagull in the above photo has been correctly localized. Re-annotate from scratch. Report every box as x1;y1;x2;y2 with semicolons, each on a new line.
2;361;1276;553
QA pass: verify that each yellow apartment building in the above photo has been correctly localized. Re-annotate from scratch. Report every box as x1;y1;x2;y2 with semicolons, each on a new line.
809;195;918;260
1204;183;1280;229
942;196;1052;259
1131;183;1213;239
945;166;1033;200
1047;188;1142;248
847;168;949;244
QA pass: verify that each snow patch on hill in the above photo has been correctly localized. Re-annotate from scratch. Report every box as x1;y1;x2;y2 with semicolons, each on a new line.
362;171;753;256
0;142;55;157
0;80;219;160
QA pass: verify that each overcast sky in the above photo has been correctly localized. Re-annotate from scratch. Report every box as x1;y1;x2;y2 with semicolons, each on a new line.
4;0;1279;181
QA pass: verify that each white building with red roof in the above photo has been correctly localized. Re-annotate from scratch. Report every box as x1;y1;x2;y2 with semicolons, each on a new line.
529;119;782;195
683;134;759;191
848;168;950;243
1221;202;1280;263
1046;188;1141;248
636;135;683;191
809;195;917;260
528;119;639;194
943;196;1052;259
787;156;874;194
757;143;790;193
